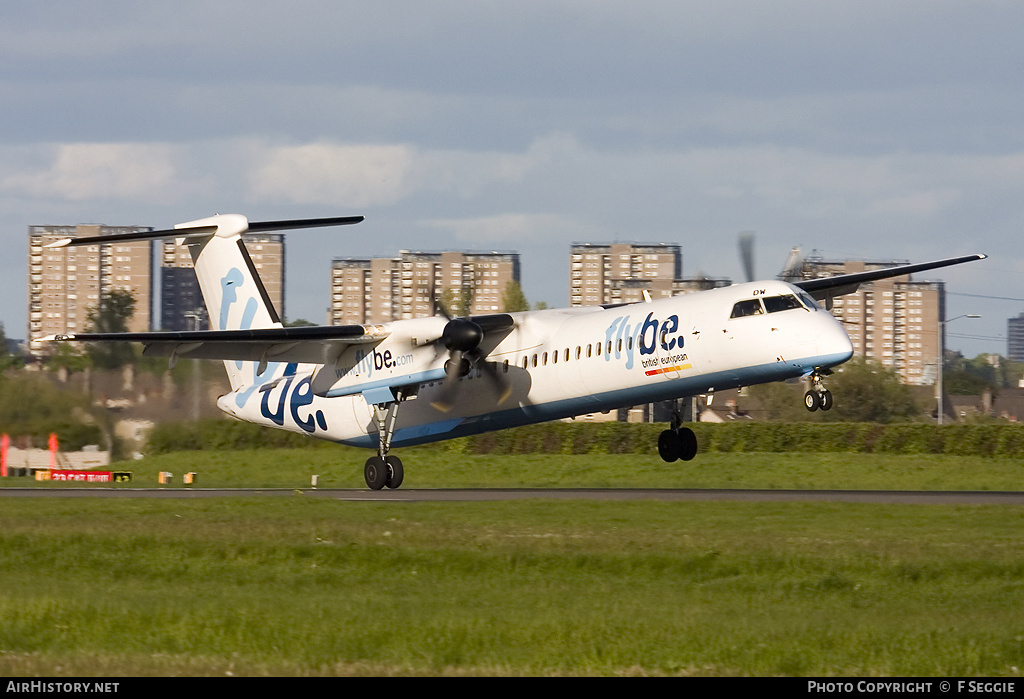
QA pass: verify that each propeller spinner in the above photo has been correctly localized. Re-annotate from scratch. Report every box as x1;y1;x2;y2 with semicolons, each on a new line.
431;299;513;411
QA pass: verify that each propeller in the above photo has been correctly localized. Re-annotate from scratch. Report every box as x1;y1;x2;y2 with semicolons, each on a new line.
738;231;755;283
739;231;807;284
430;298;513;411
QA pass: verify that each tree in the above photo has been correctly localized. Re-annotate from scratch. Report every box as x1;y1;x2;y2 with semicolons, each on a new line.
747;381;808;422
85;289;137;370
0;322;20;371
501;280;530;313
47;341;92;375
818;356;919;423
457;287;473;316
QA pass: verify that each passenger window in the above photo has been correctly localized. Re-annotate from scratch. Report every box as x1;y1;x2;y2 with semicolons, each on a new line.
564;348;569;362
730;299;764;318
552;350;558;364
522;356;528;370
763;294;803;313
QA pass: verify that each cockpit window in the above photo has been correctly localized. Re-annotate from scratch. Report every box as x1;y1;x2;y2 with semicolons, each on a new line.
763;294;803;313
797;291;820;311
730;298;764;318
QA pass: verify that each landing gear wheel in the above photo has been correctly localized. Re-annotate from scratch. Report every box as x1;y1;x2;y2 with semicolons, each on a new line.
364;456;388;490
658;427;698;462
819;389;833;411
804;390;821;412
658;430;681;462
385;455;404;489
678;427;698;462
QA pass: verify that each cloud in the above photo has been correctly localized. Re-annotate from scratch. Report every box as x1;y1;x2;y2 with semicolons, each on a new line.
425;212;591;244
1;142;180;202
246;142;416;208
245;135;567;207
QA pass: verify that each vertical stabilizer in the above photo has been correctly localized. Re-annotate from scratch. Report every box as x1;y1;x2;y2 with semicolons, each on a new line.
176;214;282;391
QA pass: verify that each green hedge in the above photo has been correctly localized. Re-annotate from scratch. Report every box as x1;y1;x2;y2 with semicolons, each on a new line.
146;418;326;454
448;422;1024;457
145;419;1024;458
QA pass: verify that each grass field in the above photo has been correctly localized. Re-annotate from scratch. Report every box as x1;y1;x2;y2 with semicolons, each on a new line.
2;448;1024;676
5;445;1024;491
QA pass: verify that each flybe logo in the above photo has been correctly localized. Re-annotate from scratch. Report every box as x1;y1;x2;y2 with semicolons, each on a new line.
604;311;688;373
258;366;328;434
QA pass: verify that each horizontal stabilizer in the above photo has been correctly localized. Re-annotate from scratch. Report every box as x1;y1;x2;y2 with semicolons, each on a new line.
43;215;363;248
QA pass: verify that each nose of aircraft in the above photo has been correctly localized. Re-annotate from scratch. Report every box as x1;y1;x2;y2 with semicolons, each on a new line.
818;313;854;366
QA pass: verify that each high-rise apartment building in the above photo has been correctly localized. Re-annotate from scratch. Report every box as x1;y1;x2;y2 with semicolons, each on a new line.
1008;312;1024;362
28;224;153;351
160;234;285;330
330;250;520;325
569;242;728;307
801;258;944;385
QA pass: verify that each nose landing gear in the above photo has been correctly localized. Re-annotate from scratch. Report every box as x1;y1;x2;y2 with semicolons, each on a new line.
804;370;833;412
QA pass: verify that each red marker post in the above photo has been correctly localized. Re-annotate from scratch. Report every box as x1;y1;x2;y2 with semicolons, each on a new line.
48;433;58;470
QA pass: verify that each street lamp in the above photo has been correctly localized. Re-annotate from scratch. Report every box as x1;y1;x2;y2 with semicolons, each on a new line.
936;314;981;425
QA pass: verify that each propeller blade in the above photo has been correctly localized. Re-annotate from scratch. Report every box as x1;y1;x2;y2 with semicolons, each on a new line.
433;296;455;321
479;360;513;405
739;231;755;283
431;350;466;412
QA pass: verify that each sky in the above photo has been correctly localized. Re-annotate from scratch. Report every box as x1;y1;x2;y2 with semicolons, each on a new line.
2;1;1022;358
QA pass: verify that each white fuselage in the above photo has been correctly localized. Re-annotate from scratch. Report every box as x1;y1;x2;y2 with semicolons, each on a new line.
216;281;853;449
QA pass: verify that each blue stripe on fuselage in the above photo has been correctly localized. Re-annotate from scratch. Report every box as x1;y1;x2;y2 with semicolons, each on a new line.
338;351;851;449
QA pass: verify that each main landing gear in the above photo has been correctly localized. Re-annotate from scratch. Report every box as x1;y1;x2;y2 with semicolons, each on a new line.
658;401;698;463
364;392;406;490
803;370;834;412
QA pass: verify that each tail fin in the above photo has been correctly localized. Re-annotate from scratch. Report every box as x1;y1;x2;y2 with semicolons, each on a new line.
176;214;282;390
44;213;363;392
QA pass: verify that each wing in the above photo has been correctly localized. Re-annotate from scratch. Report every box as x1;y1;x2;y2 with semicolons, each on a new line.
46;324;390;370
794;254;987;301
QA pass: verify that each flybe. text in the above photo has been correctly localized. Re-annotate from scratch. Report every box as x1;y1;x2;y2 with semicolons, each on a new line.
259;370;328;433
604;311;686;371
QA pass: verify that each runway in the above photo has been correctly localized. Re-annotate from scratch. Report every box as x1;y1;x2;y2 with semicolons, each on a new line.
2;487;1024;505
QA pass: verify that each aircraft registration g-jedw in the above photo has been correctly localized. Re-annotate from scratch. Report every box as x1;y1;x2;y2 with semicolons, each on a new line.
45;214;986;489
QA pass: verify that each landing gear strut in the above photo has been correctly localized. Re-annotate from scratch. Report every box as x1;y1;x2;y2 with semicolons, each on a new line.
658;400;698;462
364;391;406;490
804;370;833;412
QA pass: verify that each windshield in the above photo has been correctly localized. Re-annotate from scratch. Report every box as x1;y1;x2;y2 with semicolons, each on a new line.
730;299;764;318
762;294;804;313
